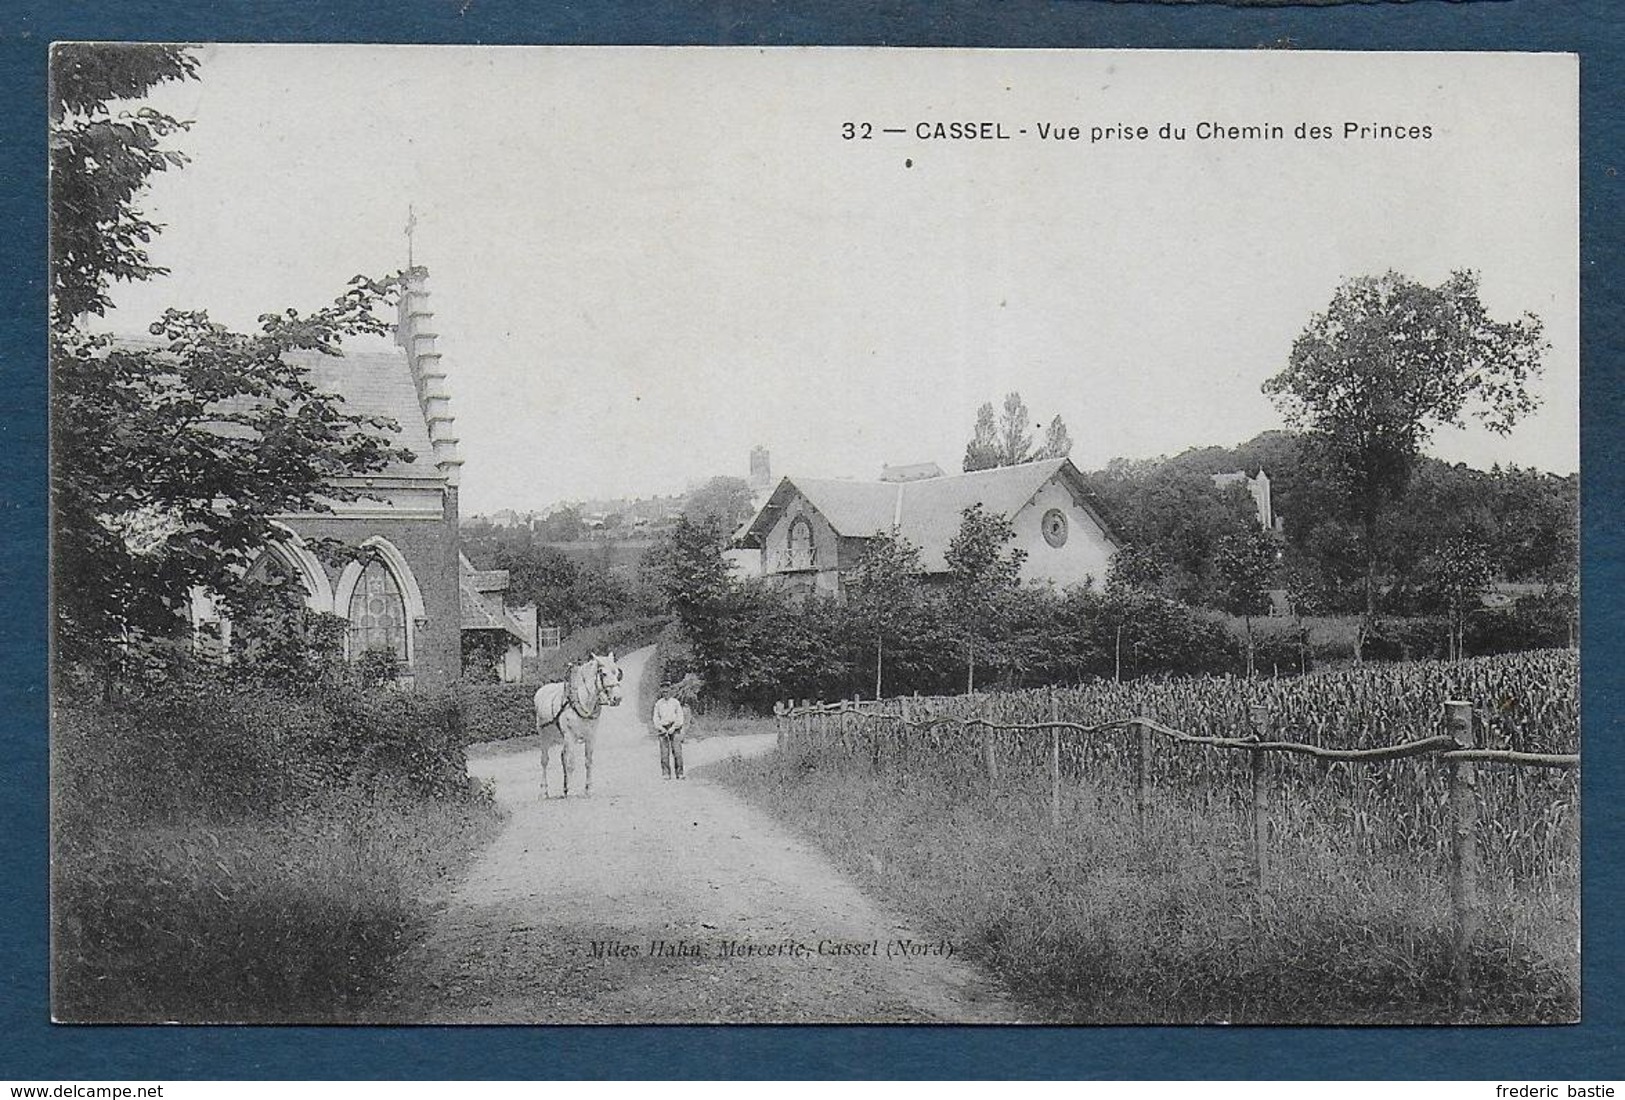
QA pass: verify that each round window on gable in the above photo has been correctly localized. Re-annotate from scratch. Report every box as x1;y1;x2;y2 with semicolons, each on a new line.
1041;508;1069;548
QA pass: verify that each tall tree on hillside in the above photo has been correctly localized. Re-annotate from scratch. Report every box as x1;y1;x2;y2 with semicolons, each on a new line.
962;392;1073;471
50;44;413;685
845;533;924;699
1263;270;1546;660
944;503;1027;691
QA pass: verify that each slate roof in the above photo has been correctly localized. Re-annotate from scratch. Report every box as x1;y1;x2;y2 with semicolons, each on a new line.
896;459;1072;571
459;555;529;642
771;477;900;539
287;348;438;480
739;458;1120;573
465;568;511;594
111;337;440;482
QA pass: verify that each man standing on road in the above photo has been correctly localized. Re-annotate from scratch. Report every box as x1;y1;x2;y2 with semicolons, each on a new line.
652;682;689;780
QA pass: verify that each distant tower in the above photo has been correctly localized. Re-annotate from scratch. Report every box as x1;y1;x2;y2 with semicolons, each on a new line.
749;445;772;491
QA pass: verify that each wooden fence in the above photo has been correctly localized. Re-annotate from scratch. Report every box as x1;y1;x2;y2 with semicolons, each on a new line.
771;691;1578;1016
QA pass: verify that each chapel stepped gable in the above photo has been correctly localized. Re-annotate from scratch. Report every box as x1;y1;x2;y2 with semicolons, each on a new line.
395;265;463;487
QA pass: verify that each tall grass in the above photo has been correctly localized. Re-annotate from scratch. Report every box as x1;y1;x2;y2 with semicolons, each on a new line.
714;651;1579;1022
716;750;1576;1022
52;791;498;1022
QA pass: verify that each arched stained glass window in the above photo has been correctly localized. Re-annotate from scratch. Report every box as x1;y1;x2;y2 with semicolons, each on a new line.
348;558;407;663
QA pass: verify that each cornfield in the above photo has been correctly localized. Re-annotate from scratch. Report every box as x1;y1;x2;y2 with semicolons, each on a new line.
771;648;1579;1019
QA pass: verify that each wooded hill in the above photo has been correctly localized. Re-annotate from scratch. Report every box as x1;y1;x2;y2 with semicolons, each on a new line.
1081;430;1577;616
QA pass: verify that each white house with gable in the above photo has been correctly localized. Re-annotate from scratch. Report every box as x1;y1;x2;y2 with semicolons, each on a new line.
734;457;1121;598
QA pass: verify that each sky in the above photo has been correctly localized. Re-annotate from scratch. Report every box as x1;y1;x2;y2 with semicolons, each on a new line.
96;46;1579;514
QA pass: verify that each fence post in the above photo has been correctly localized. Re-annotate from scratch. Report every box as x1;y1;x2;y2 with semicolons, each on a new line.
1248;704;1271;899
775;700;785;748
982;723;999;795
1134;719;1150;831
1049;690;1062;830
899;695;912;770
1446;699;1480;1017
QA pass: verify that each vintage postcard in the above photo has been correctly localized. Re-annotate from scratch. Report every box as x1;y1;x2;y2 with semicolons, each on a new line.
49;45;1577;1025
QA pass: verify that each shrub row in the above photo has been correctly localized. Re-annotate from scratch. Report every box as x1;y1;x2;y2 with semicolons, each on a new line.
54;680;474;828
674;578;1573;712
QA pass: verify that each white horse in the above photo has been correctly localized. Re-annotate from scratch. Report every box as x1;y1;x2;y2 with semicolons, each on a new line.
533;652;625;798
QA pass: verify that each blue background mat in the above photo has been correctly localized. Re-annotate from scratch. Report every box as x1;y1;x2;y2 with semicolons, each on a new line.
3;0;1618;1080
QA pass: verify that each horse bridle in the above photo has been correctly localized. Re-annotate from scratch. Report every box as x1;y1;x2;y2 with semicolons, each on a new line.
565;659;619;720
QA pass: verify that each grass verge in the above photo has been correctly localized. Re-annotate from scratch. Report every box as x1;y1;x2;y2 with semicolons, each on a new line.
711;732;1578;1024
53;787;501;1023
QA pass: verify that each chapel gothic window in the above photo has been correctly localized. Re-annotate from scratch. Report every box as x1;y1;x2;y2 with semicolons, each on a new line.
348;558;408;665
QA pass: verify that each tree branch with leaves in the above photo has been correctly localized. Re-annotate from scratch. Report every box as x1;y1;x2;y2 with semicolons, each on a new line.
1263;270;1546;660
50;44;418;686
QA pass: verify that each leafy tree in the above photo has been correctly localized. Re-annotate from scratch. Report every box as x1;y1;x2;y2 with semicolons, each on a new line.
1105;543;1169;594
943;503;1027;691
845;533;924;698
492;542;582;628
1035;415;1074;461
653;516;734;692
1417;534;1494;662
962;401;1001;472
1086;464;1255;604
682;476;757;537
1213;530;1277;677
537;505;586;543
49;43;199;323
962;392;1072;471
1263;270;1547;658
50;44;414;686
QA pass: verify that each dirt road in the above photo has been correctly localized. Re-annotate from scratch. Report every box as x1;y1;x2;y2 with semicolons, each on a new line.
368;646;1022;1023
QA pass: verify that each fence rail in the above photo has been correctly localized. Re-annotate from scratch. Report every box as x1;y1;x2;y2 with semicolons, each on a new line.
774;698;1579;770
770;689;1578;1017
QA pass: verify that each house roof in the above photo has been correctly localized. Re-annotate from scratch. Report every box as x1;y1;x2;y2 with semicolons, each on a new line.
770;477;901;539
738;458;1121;572
466;568;510;594
459;555;529;642
896;459;1068;571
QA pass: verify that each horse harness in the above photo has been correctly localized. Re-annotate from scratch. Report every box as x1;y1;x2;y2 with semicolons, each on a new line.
538;661;607;730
